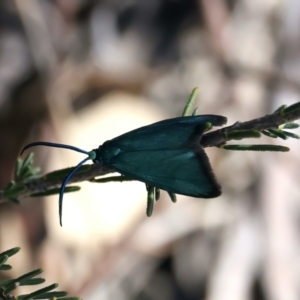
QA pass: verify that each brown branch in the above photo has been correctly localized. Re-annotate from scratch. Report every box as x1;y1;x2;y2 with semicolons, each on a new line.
0;103;300;204
201;107;300;147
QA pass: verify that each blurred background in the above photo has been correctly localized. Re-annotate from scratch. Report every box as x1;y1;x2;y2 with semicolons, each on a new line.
1;0;300;299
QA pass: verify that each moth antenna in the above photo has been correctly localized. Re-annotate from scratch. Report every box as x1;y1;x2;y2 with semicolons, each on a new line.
21;142;89;155
59;156;91;226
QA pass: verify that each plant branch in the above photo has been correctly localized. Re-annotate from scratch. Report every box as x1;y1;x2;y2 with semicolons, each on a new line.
201;104;300;147
1;100;300;204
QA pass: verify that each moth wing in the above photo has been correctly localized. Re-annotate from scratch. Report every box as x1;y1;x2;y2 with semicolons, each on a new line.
109;148;221;198
108;115;227;151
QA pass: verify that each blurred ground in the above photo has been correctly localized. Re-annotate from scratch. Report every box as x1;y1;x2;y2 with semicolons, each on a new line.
0;0;300;299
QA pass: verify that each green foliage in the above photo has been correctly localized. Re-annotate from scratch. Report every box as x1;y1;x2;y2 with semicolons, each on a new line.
146;185;155;217
2;153;81;206
281;101;300;114
226;130;261;140
282;122;299;129
1;87;300;215
221;144;290;152
261;124;300;140
0;87;300;299
0;247;80;300
15;153;40;182
0;88;299;300
220;105;300;151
